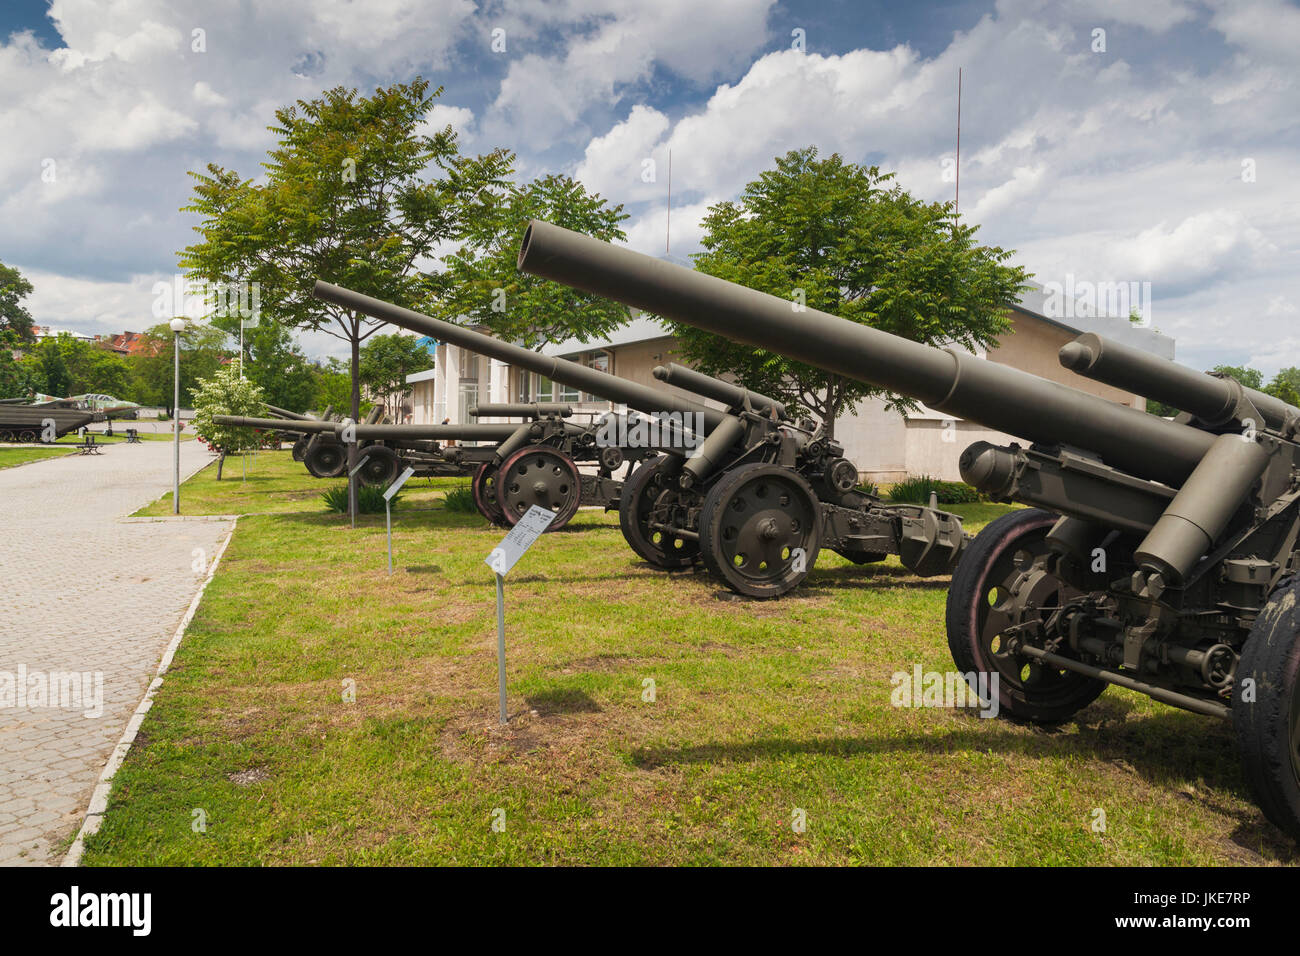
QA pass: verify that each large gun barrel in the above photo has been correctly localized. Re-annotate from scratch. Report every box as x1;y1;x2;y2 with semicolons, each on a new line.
215;415;339;435
516;220;1215;489
311;281;727;432
1060;332;1299;432
334;422;531;442
652;363;786;418
470;403;572;419
263;404;316;421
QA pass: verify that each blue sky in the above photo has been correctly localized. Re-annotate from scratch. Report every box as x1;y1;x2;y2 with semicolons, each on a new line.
1;0;1297;374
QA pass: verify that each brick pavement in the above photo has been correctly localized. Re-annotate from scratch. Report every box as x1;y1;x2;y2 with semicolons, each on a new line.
0;440;231;865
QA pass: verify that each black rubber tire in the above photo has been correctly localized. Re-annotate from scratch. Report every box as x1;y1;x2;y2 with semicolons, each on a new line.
698;462;821;599
495;446;582;531
291;437;308;462
303;441;347;478
472;463;510;528
945;508;1106;723
356;446;401;488
1233;578;1300;841
617;455;699;569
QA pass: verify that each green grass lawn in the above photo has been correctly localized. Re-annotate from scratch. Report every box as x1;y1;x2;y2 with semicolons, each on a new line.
135;448;465;517
83;451;1297;865
0;445;75;468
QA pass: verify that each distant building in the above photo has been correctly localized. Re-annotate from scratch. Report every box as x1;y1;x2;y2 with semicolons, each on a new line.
405;282;1174;483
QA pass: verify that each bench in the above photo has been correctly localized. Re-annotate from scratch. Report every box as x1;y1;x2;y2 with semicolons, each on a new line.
74;433;104;455
124;428;142;444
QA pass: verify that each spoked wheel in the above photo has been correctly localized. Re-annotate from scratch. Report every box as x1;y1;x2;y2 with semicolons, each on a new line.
1233;579;1300;840
698;463;822;599
356;445;402;488
618;454;700;569
303;440;347;478
946;508;1105;722
496;446;582;530
18;430;37;443
472;463;509;527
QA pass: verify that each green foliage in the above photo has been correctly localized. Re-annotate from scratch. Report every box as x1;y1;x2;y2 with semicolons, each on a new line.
238;322;317;413
0;261;35;347
887;475;983;505
439;173;630;345
360;333;433;420
312;359;373;416
128;323;227;414
179;78;512;422
665;148;1029;436
320;483;396;514
1264;367;1300;408
1210;364;1264;390
191;360;264;458
440;481;478;513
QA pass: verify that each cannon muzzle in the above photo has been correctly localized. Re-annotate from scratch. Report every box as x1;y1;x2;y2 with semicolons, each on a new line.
312;280;727;432
1060;332;1299;432
516;220;1216;489
262;404;316;421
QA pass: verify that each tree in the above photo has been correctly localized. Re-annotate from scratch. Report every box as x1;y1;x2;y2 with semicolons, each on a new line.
179;78;512;432
191;360;264;479
1211;364;1264;390
311;359;373;417
0;262;35;346
241;322;317;414
662;148;1029;437
129;323;226;416
439;173;630;344
360;333;433;421
1265;367;1300;408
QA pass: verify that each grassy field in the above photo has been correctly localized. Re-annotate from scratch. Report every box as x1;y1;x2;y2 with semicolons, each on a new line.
83;450;1296;865
0;445;75;468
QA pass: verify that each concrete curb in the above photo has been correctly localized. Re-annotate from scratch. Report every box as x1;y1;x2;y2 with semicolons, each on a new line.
61;516;240;867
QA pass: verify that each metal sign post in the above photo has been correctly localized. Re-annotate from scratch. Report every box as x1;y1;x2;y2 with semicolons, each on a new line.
484;505;558;724
346;452;371;530
383;465;416;574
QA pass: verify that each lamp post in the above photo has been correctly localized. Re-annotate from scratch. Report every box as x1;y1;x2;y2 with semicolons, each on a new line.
170;317;186;514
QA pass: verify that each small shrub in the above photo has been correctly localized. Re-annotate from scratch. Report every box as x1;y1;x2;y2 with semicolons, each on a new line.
887;475;983;505
442;481;478;513
321;483;397;514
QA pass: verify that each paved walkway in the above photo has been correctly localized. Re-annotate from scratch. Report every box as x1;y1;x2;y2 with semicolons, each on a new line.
0;440;231;865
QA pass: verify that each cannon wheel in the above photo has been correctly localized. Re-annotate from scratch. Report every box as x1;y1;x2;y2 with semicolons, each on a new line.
698;463;822;599
496;446;582;530
357;445;402;488
1233;579;1300;840
472;463;509;527
945;508;1106;723
291;437;308;462
618;454;699;569
303;441;347;478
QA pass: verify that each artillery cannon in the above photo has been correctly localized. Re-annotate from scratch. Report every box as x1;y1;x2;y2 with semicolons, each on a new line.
516;218;1300;840
312;280;967;597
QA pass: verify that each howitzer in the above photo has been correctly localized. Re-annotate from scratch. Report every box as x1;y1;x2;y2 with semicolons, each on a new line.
517;218;1300;840
312;279;966;597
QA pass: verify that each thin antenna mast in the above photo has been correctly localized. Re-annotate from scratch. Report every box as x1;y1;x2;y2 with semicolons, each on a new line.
666;149;672;255
955;68;962;216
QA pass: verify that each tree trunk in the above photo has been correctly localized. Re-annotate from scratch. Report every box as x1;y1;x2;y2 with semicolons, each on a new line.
216;451;225;480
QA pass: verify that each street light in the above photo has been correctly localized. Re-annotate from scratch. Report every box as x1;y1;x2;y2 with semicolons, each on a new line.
170;317;186;514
